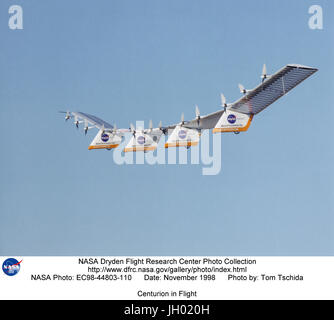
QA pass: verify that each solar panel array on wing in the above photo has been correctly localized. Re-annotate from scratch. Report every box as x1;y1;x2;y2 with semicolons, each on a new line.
230;65;318;115
76;112;114;130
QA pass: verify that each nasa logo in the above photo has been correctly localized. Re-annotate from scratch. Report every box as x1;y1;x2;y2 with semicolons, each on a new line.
178;130;187;139
2;258;22;276
227;114;237;124
137;136;145;145
101;133;109;142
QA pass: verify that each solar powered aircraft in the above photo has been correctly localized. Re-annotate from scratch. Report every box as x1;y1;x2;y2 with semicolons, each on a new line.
59;64;318;152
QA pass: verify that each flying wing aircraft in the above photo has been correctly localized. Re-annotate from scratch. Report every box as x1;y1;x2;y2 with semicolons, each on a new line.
59;64;318;152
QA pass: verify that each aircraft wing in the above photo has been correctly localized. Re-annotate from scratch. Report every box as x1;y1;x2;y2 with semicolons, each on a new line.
71;111;114;130
229;64;318;115
181;64;318;130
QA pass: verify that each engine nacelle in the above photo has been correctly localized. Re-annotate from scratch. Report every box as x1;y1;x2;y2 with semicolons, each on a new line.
123;129;163;152
165;125;200;148
88;129;122;150
213;110;253;133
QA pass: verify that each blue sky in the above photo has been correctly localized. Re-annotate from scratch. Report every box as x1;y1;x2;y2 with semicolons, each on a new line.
0;0;333;255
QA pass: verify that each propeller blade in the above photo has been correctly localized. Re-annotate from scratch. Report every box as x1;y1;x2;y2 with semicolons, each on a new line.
59;110;71;121
262;64;267;82
221;94;226;106
74;116;79;128
220;94;228;111
181;113;184;124
262;63;267;76
65;111;71;121
158;120;167;134
195;105;200;119
83;120;88;135
149;119;153;130
238;84;245;93
220;93;229;113
130;123;136;136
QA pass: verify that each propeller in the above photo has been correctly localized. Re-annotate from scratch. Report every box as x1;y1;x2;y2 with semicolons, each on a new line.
195;105;200;126
261;64;267;82
83;122;95;135
73;115;84;129
130;123;136;136
59;110;71;121
220;93;228;113
144;120;154;134
74;116;79;129
195;105;200;119
158;120;167;135
238;84;247;95
65;111;71;121
84;120;89;135
180;113;185;125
